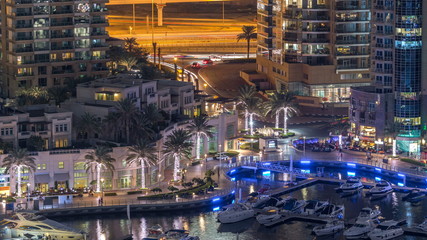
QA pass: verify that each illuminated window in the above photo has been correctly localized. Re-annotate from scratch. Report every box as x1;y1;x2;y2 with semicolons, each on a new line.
58;162;64;169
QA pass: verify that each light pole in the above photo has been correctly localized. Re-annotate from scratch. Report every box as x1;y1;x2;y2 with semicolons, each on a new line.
157;174;161;188
303;136;306;157
222;1;225;26
174;57;178;80
204;153;208;173
26;183;30;202
218;144;222;183
100;178;104;205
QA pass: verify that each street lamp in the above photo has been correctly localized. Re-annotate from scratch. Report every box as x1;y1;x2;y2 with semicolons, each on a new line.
26;183;30;202
174;57;178;80
100;178;105;205
158;174;161;188
303;136;306;157
204;153;208;172
218;144;222;184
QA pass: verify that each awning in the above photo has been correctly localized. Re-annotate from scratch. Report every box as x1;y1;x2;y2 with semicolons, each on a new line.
35;174;50;184
54;173;69;182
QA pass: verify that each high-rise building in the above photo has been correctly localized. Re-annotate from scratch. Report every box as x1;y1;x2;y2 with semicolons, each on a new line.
350;0;426;154
256;0;371;102
0;0;110;97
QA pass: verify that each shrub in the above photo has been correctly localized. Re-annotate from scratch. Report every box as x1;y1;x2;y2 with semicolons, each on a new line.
127;190;143;195
150;187;162;193
240;142;260;152
400;158;425;167
224;151;239;157
104;192;117;197
191;160;201;166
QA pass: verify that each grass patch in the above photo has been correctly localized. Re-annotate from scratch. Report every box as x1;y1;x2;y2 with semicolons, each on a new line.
224;151;239;157
137;182;214;200
104;192;117;197
240;142;260;152
400;158;425;167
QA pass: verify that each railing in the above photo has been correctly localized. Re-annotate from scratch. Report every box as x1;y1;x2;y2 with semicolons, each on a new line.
38;187;234;210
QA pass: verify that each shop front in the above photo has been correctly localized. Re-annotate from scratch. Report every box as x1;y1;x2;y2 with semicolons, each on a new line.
34;174;50;193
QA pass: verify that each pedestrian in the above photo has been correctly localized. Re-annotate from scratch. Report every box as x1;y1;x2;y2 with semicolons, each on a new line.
100;197;104;206
98;197;101;206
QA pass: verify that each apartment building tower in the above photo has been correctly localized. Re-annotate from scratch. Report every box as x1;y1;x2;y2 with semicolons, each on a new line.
349;0;427;154
0;0;110;97
257;0;372;102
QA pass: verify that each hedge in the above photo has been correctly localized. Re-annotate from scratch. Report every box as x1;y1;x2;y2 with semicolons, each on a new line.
127;190;143;195
137;182;213;200
104;192;117;197
224;151;239;157
400;158;425;167
191;160;201;166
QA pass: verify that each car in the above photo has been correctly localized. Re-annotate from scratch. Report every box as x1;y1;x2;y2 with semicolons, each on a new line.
202;59;213;65
190;62;201;68
210;56;222;62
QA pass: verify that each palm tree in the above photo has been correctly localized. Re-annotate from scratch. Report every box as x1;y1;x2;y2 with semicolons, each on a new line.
47;87;70;107
245;97;262;136
237;85;257;130
125;138;158;189
119;53;138;71
124;37;138;53
163;129;193;181
1;148;36;197
187;115;213;160
113;98;140;144
103;112;121;142
84;146;116;192
237;26;257;59
131;113;155;142
76;112;101;141
269;91;298;134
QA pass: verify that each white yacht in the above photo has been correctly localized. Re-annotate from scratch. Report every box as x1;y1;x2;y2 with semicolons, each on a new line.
252;196;279;210
357;207;381;221
256;208;283;226
278;198;306;214
402;189;425;202
416;217;427;232
368;181;393;197
301;200;329;215
338;177;364;193
0;212;86;240
343;219;376;239
318;204;345;219
313;220;345;236
368;222;404;240
217;203;255;224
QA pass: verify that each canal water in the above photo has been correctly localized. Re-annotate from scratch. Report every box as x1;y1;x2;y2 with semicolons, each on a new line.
55;177;427;240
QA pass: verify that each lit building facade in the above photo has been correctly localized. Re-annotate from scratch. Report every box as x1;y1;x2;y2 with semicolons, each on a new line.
350;0;427;154
256;0;371;102
0;0;110;97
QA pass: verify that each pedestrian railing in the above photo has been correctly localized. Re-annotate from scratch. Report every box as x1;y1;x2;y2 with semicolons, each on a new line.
39;187;235;211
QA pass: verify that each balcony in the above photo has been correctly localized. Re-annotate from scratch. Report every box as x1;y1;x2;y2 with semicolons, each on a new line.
14;0;33;4
52;10;74;15
302;38;329;43
91;31;108;36
16;24;32;29
51;45;74;50
34;47;50;51
93;67;109;71
16;12;33;17
50;21;73;26
52;69;74;74
51;33;74;39
15;36;33;41
336;39;369;45
302;27;330;32
90;43;108;48
91;19;108;24
15;47;33;53
16;72;34;77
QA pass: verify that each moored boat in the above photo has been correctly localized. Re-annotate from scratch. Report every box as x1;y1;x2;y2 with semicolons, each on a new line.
313;220;345;236
217;203;255;224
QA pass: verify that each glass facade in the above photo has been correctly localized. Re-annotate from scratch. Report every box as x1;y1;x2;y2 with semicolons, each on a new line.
394;0;422;139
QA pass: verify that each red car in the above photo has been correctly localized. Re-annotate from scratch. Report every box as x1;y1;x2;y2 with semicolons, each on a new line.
190;62;201;68
202;59;213;65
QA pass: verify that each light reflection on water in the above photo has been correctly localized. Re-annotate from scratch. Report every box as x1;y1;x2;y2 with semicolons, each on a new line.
56;182;427;240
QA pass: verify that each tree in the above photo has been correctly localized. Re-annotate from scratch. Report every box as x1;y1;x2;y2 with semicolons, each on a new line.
124;37;139;53
329;118;350;136
167;185;179;192
143;104;165;132
27;136;44;151
131;113;155;142
84;146;116;192
163;129;193;181
48;87;70;107
113;98;140;144
237;25;257;59
245;97;262;136
76;112;101;141
125;138;158;189
187;115;213;160
269;91;298;134
237;85;257;130
119;52;138;71
123;37;148;62
1;148;36;197
107;46;125;73
204;169;215;184
16;87;49;106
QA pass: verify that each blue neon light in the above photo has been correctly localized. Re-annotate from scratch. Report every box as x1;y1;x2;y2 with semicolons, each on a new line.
230;169;236;174
375;177;381;181
375;168;381;172
212;198;220;202
301;160;311;164
347;163;356;167
231;190;235;194
231;177;236;181
347;171;356;177
213;207;220;211
301;169;311;174
398;174;405;178
398;183;404;187
232;200;235;204
263;162;271;166
262;171;271;176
